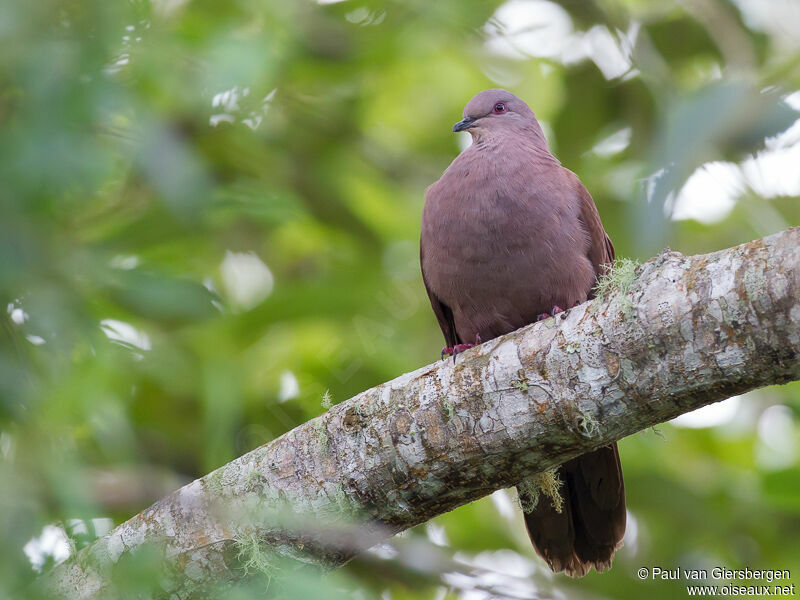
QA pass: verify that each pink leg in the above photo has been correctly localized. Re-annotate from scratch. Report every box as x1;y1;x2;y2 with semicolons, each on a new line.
441;334;482;361
537;306;565;321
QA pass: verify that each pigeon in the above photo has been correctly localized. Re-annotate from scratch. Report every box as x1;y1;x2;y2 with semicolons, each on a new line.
420;89;625;577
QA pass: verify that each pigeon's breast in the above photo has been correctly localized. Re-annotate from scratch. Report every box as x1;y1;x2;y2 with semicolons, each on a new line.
422;156;595;340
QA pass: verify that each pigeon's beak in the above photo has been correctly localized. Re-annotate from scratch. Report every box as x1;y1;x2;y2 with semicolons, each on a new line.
452;116;476;132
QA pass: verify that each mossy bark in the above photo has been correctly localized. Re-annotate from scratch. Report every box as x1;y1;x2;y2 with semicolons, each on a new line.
46;227;800;599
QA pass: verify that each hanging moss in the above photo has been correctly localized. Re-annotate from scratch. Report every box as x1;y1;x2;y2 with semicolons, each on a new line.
576;411;600;438
517;468;564;514
592;257;641;317
234;532;283;581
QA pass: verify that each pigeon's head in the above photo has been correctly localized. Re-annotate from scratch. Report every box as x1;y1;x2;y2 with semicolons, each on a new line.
453;89;540;140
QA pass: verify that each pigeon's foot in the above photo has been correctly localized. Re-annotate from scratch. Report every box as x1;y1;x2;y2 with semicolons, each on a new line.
536;306;565;321
441;334;482;361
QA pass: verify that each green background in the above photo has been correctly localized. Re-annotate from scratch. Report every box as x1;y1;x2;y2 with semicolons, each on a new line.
1;0;799;598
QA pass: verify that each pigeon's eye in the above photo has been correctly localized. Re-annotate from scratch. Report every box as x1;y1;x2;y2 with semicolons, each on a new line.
492;102;507;114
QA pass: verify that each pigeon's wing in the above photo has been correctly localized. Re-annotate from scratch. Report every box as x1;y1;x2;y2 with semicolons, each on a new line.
576;182;615;296
420;244;460;349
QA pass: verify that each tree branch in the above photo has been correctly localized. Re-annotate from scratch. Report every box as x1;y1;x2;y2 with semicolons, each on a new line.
46;227;800;598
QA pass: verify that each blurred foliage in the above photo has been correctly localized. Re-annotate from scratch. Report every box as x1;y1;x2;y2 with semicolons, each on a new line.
1;0;799;598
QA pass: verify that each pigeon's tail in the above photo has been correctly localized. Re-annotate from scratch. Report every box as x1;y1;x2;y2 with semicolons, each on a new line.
520;443;626;578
